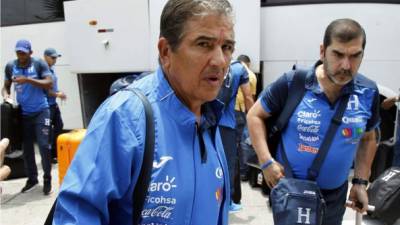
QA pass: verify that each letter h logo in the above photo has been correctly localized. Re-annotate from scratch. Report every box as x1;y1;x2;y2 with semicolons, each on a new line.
297;207;311;224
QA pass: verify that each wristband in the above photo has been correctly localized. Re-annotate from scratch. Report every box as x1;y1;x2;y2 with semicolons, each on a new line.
260;158;275;170
352;178;368;186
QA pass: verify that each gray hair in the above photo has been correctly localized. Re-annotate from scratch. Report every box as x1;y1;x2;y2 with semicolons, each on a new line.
160;0;234;51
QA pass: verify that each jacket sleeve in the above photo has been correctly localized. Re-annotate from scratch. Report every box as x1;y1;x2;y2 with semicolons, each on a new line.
53;95;146;225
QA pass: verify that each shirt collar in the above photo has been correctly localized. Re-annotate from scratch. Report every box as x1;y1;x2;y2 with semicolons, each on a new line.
15;57;32;69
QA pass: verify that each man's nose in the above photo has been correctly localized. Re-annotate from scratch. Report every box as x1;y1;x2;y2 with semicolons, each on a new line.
210;47;229;68
341;57;351;70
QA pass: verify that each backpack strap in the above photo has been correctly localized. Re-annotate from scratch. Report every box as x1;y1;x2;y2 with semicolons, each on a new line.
307;94;350;180
32;59;43;79
43;88;154;225
270;68;308;135
126;88;154;224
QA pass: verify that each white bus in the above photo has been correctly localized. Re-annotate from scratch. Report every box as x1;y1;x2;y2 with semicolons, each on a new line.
1;0;399;138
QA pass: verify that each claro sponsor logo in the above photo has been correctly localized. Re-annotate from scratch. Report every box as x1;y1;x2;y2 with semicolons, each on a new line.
148;176;177;192
297;110;321;119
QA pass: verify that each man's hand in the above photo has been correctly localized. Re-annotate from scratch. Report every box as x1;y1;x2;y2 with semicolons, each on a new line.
0;138;11;181
3;94;12;103
263;161;285;188
57;91;67;100
347;184;369;213
12;76;28;84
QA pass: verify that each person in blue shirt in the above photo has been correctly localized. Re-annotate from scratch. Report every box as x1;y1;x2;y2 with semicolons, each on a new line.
2;39;53;195
43;48;66;164
53;0;235;224
247;18;380;225
218;60;254;212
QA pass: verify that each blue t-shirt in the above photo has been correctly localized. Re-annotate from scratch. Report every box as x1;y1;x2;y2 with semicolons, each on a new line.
260;61;380;189
5;58;51;115
219;61;249;128
47;67;59;106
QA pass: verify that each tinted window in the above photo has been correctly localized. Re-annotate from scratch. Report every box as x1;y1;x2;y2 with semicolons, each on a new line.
1;0;74;27
262;0;400;6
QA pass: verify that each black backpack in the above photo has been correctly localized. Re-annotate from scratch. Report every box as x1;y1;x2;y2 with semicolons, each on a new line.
367;167;400;225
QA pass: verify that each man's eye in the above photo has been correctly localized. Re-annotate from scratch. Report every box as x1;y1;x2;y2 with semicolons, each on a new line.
334;52;344;58
352;52;363;59
198;42;211;48
222;44;234;52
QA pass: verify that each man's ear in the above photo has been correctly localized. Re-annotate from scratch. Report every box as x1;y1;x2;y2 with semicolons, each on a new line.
158;37;171;69
319;44;325;61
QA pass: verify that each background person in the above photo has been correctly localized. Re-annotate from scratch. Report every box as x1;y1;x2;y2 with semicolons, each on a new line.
247;18;380;225
219;59;254;212
43;48;66;164
234;54;257;181
2;39;53;195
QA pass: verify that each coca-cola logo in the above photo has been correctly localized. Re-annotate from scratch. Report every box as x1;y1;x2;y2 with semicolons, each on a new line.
141;206;173;219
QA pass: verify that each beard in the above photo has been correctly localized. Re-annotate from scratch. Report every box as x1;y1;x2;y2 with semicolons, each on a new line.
324;64;354;86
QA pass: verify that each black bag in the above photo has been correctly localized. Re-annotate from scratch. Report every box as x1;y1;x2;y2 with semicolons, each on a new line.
370;142;394;182
271;178;326;225
3;149;26;179
44;88;154;225
1;102;22;152
367;167;400;225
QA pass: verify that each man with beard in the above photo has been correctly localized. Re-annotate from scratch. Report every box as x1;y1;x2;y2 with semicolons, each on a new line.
247;18;380;225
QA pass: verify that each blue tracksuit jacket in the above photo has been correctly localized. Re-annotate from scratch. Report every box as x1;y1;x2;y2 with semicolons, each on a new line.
53;67;230;225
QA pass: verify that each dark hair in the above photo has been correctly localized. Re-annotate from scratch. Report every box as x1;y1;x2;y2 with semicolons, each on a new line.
237;54;250;64
323;18;366;49
160;0;233;51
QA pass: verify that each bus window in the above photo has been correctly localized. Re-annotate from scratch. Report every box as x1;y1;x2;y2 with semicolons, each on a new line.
1;0;75;27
